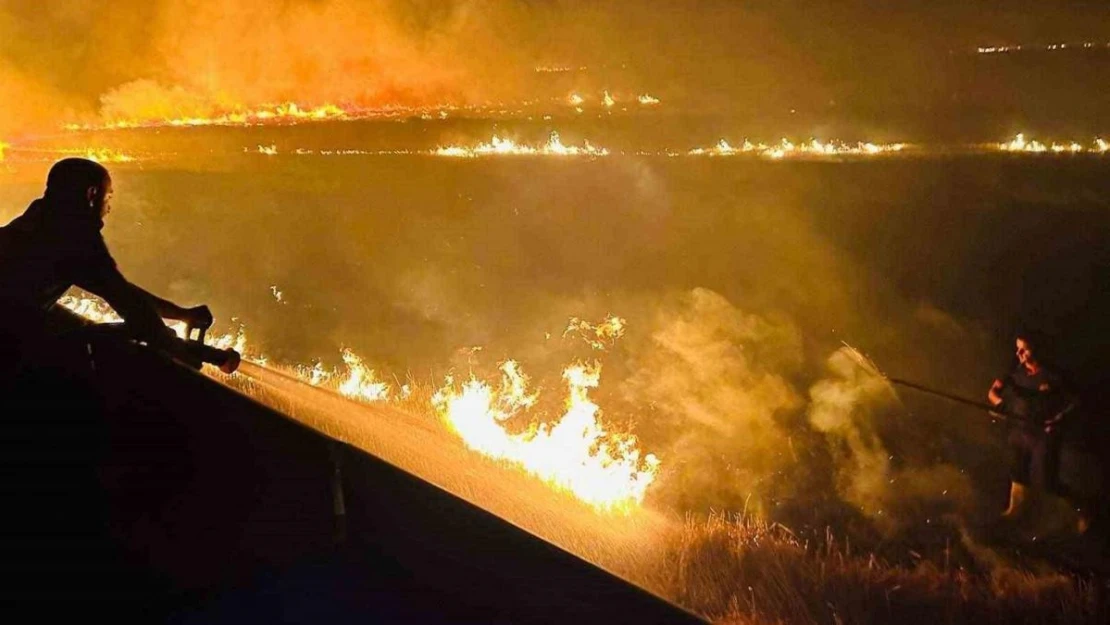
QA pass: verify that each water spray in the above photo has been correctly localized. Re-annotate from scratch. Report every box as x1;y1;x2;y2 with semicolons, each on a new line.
842;343;1020;423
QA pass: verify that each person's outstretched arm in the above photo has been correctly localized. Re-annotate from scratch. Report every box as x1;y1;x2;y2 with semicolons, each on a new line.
69;232;202;346
129;283;212;328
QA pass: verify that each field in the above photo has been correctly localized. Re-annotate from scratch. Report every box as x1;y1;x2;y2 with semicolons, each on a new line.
3;118;1109;623
220;364;1102;624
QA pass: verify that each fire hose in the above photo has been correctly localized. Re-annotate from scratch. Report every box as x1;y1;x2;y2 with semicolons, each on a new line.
180;321;241;374
71;321;241;375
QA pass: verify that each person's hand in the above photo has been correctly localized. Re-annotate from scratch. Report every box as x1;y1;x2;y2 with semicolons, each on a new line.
182;305;213;330
989;378;1005;398
1044;412;1063;434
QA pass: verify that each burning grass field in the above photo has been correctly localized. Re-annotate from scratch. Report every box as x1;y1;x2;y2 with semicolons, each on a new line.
214;363;1102;624
3;117;1110;623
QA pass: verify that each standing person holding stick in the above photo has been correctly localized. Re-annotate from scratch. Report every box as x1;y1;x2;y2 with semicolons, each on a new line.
987;331;1087;532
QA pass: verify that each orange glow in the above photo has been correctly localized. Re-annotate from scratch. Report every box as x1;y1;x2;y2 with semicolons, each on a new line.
60;291;659;510
999;133;1047;153
77;148;137;164
564;315;626;351
998;134;1110;154
432;359;659;512
689;138;906;158
59;293;251;365
66;102;350;131
337;348;391;402
295;361;334;387
434;132;609;158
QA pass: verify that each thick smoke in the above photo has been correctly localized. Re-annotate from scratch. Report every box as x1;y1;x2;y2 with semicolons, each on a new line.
808;347;974;532
4;1;1109;137
620;288;803;514
3;0;1107;541
616;288;977;530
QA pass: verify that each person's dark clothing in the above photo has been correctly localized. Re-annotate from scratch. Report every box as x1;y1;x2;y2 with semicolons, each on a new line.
1000;366;1068;430
0;198;165;342
997;365;1073;492
1008;427;1063;491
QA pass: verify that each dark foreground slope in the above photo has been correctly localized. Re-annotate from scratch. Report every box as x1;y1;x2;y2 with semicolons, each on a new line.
0;311;704;625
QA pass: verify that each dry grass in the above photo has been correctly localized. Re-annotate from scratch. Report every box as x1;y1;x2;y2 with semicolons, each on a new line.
213;366;1102;625
661;513;1099;625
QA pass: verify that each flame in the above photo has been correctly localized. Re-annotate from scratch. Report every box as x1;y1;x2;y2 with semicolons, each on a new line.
60;290;659;510
295;361;334;387
0;144;138;164
999;134;1110;154
978;41;1110;54
257;144;279;156
603;91;616;108
564;315;626;351
1000;133;1047;153
567;93;585;106
689;138;906;158
66;102;349;131
58;294;122;324
79;148;137;164
433;132;608;158
338;348;391;402
638;94;661;105
58;292;252;365
206;325;249;356
432;360;659;512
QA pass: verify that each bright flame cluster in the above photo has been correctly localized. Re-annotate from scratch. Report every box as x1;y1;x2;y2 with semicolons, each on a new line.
57;293;248;357
998;134;1110;154
689;138;906;159
434;132;609;158
0;145;138;165
432;360;659;512
564;315;626;351
59;290;659;511
978;41;1110;54
536;65;586;73
337;348;391;402
74;148;137;164
565;92;660;109
66;103;348;131
285;348;400;403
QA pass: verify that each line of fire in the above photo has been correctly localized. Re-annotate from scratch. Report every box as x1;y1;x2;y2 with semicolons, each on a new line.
1;2;1109;624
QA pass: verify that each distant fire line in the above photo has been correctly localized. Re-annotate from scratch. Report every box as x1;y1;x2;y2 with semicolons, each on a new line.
977;41;1110;54
688;138;907;159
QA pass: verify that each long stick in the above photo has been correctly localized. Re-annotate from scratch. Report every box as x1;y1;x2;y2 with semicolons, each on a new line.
887;377;1019;422
840;343;1021;422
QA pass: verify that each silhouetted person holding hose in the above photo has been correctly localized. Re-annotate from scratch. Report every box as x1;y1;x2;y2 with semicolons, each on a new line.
987;331;1088;532
0;158;227;368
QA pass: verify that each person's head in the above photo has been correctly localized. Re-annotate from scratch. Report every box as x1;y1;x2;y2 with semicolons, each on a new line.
1015;329;1050;371
44;158;112;219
